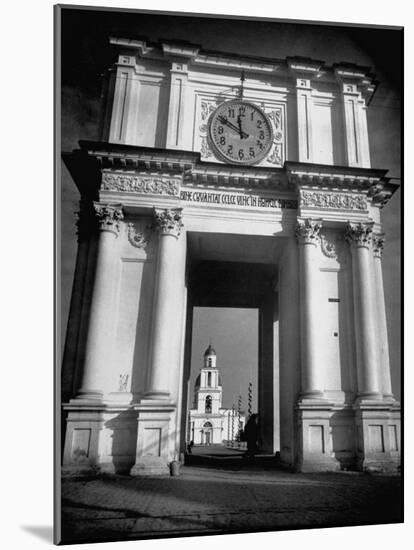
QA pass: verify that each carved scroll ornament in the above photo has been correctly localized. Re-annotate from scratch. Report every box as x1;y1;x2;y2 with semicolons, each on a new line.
320;232;345;260
199;100;215;159
127;223;149;249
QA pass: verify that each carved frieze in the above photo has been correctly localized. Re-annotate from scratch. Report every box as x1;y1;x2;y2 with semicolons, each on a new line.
93;203;124;235
295;218;322;245
300;190;367;211
154;208;184;238
102;172;180;196
345;222;374;248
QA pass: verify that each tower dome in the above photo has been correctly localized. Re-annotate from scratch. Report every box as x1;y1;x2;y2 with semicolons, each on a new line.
203;343;217;368
204;344;216;357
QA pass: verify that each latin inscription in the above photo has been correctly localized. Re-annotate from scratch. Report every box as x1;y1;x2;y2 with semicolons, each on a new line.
180;190;297;210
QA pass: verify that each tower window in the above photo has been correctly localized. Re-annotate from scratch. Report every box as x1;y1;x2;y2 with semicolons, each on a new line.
205;395;212;413
207;372;211;387
208;358;212;367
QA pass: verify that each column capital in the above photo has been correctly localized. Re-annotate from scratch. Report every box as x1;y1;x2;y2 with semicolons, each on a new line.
373;232;385;258
93;202;124;236
154;208;183;238
345;221;374;249
295;218;322;246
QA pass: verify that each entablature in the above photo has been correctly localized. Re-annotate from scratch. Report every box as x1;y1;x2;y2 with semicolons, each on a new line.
63;142;397;210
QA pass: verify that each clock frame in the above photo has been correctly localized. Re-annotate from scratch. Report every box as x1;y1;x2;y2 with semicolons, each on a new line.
207;99;274;166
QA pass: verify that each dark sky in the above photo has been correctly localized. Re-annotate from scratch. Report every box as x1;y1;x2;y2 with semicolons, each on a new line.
60;6;402;405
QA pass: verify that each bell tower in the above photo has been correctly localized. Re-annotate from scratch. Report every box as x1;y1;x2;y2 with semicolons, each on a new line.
195;344;222;413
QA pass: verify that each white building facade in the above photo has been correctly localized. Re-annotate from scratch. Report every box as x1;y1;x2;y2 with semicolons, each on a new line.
61;37;400;476
188;345;246;445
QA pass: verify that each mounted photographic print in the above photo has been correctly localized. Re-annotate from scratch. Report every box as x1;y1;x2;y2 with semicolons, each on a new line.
56;4;402;545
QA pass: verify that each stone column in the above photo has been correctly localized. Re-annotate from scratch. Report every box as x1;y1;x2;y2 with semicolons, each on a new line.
146;208;184;398
75;203;124;400
296;218;324;399
373;233;394;399
61;200;94;401
346;222;381;399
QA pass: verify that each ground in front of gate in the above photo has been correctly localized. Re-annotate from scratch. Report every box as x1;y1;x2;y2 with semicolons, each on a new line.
60;445;402;544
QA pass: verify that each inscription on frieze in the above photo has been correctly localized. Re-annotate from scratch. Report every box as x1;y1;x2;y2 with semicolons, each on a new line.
300;190;367;210
180;188;297;210
102;172;180;196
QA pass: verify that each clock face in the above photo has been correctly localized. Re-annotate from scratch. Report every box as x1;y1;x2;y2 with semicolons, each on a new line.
208;100;273;165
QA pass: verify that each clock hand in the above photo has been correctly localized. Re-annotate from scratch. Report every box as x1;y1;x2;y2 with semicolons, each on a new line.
237;115;244;139
218;116;249;139
218;116;241;134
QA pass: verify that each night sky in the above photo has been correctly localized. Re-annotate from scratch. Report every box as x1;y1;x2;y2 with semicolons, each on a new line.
60;6;402;407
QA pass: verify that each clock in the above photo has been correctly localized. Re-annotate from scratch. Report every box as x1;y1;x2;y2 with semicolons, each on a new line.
207;99;273;165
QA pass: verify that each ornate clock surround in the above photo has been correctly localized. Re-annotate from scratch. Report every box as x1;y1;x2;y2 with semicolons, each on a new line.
198;96;285;167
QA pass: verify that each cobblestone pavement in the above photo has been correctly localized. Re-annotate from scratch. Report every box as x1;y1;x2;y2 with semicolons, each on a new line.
60;449;402;544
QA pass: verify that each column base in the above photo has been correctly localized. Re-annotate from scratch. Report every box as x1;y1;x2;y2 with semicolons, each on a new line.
295;401;340;472
129;400;178;477
144;390;170;399
62;403;138;476
354;400;401;473
130;457;170;477
356;391;383;401
72;390;104;402
298;390;326;401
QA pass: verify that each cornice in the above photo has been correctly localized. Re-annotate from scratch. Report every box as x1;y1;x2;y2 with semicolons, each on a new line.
62;143;398;206
287;56;325;79
184;164;288;191
161;42;200;59
78;140;198;172
109;37;376;85
285;161;388;191
334;63;377;102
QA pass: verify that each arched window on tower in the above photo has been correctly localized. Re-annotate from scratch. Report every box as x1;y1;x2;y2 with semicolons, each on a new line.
207;372;211;387
208;357;212;367
205;395;212;413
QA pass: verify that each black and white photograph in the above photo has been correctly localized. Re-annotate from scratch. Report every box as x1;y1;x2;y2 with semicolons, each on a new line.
55;3;402;545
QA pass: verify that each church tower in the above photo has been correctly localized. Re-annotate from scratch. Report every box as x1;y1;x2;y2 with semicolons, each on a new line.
195;345;222;410
189;345;224;445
